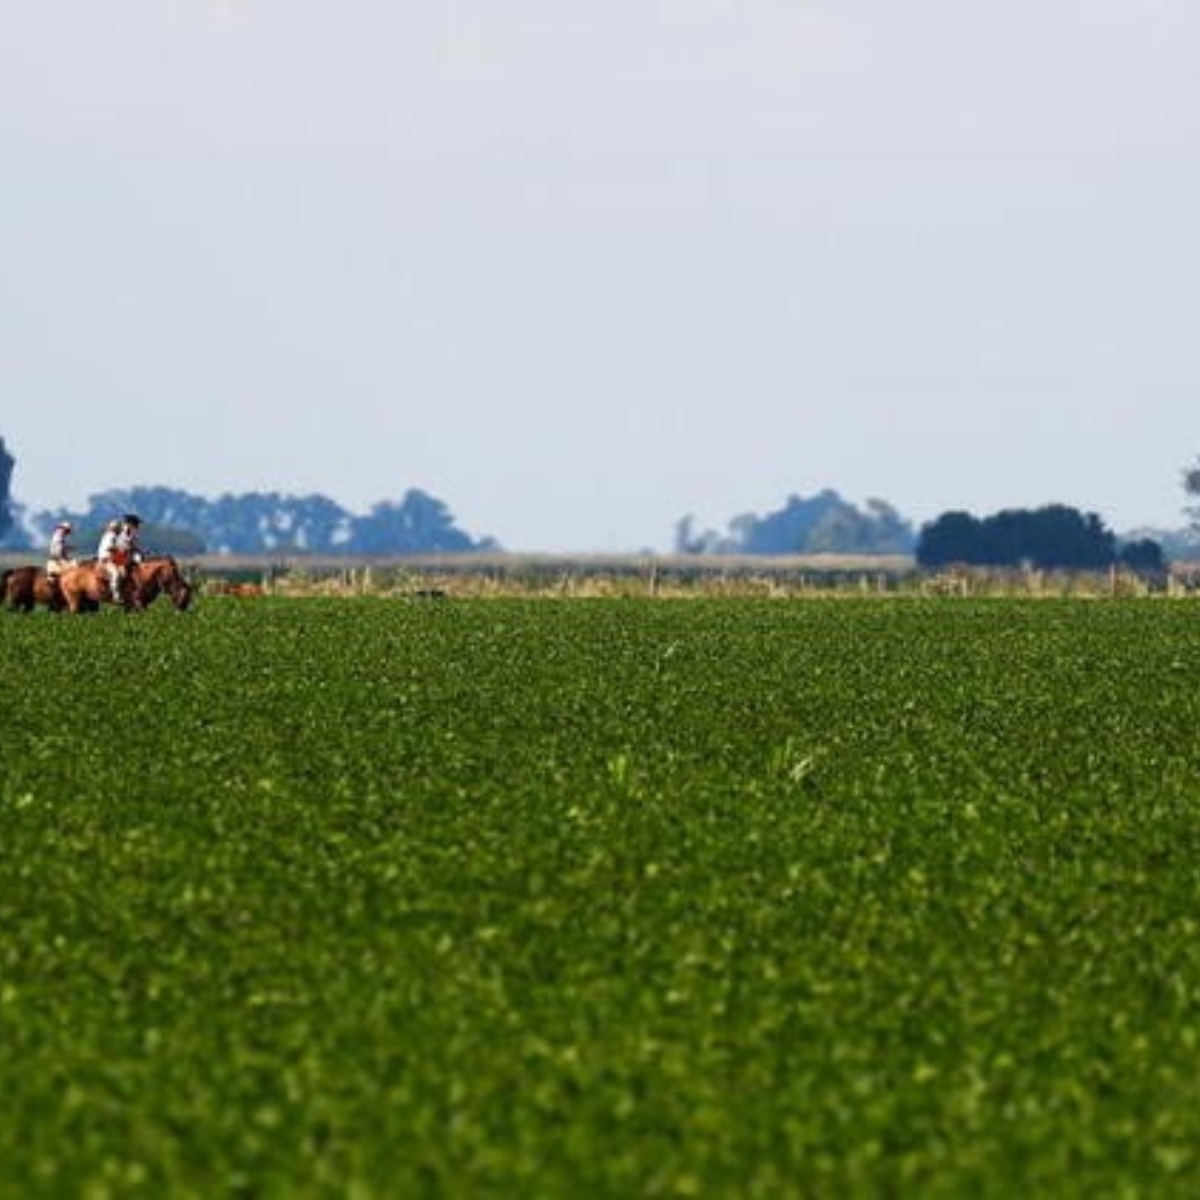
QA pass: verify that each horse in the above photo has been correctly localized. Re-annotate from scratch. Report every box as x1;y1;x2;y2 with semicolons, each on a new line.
56;561;122;613
2;566;66;613
128;556;193;611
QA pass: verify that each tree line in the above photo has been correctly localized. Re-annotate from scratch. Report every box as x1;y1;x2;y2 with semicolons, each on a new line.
0;463;495;557
0;434;1184;565
677;489;1168;571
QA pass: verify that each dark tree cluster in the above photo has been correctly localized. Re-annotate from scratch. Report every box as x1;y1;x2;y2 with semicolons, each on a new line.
917;505;1165;573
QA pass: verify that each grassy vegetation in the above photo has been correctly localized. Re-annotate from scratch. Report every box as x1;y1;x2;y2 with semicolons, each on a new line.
3;598;1200;1195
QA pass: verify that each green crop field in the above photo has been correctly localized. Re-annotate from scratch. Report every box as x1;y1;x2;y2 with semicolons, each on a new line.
3;598;1200;1196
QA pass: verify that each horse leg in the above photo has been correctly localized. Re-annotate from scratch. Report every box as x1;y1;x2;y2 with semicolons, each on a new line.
3;571;29;613
125;577;147;611
62;581;88;614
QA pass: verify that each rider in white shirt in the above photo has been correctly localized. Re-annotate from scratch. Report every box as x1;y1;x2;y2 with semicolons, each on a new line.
117;513;143;563
96;519;124;602
46;521;77;578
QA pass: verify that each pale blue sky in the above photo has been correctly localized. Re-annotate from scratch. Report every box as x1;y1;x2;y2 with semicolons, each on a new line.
2;2;1197;549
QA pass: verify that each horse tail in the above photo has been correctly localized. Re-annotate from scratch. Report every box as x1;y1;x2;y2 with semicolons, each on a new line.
0;569;10;605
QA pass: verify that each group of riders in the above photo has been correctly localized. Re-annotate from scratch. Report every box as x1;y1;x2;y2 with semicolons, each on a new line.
49;513;142;599
2;513;193;613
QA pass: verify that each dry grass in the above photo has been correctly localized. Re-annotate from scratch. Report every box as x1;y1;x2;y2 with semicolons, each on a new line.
4;550;1183;601
187;555;1182;601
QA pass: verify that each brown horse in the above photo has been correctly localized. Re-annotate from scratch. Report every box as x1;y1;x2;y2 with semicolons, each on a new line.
2;566;66;613
129;556;193;611
56;562;123;613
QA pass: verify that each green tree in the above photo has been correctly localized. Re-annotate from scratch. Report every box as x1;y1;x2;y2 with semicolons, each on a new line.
917;506;1117;570
673;490;915;555
1183;456;1200;530
1118;537;1167;575
350;489;492;554
0;437;13;543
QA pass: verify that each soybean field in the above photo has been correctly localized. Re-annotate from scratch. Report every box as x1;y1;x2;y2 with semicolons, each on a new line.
3;598;1200;1196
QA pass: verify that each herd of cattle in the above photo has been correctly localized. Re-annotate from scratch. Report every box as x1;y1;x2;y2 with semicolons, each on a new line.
1;556;193;614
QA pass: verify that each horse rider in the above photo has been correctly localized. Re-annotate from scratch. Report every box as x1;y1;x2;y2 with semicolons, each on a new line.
118;513;144;565
46;521;78;579
96;519;127;603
